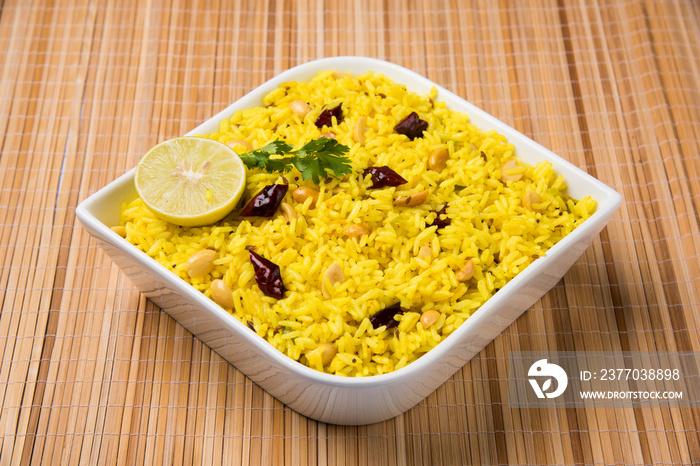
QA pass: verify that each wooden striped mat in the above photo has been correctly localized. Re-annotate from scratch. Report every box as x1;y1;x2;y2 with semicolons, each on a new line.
1;1;698;464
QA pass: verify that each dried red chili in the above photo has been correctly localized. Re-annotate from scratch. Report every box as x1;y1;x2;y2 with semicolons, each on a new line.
429;205;451;230
248;250;286;299
394;112;428;140
239;184;289;217
315;104;343;128
369;303;405;330
363;166;407;189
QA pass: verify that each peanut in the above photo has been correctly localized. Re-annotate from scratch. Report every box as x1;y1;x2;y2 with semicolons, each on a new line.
225;139;253;153
344;223;371;241
394;190;429;207
456;259;475;281
289;100;311;118
292;186;320;208
420;310;441;329
186;249;218;277
111;225;126;238
210;279;235;308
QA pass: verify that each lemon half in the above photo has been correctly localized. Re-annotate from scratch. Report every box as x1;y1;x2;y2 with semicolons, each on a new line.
134;137;246;226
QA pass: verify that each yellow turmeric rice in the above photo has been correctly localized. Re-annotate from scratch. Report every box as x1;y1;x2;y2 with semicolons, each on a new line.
120;70;596;376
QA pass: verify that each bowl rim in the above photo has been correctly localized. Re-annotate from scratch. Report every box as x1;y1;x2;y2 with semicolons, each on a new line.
77;56;622;389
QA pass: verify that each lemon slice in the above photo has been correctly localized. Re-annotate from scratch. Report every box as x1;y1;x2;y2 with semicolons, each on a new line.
134;137;246;226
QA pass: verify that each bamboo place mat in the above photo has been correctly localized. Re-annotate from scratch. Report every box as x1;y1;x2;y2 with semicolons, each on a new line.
1;0;699;464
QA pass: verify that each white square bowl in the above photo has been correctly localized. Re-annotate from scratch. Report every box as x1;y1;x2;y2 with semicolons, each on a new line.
76;56;622;425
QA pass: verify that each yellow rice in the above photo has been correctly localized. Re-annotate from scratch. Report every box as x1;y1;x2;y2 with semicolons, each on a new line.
120;70;596;377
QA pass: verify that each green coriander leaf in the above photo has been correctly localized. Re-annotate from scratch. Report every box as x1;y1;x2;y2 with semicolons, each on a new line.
238;137;352;184
238;152;266;170
256;140;294;155
297;137;350;158
292;154;321;184
264;157;295;174
238;140;293;170
291;137;351;184
316;150;353;178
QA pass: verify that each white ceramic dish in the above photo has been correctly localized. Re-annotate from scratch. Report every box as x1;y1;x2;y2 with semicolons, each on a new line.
76;56;621;425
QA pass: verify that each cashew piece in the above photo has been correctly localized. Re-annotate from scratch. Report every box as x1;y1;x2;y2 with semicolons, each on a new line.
522;190;540;211
418;245;433;262
428;148;449;172
321;263;345;298
501;158;523;182
354;116;368;144
280;202;298;222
